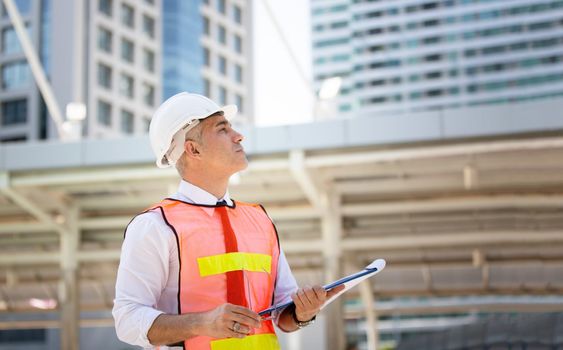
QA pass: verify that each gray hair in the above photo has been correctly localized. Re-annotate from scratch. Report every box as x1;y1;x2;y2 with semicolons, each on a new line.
175;122;205;177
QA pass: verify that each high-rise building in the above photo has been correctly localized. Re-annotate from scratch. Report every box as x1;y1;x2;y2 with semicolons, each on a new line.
163;0;253;124
0;0;162;142
0;0;254;143
311;0;563;118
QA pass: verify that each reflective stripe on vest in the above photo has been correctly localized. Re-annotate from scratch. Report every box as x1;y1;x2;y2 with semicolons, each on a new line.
198;252;272;277
152;199;280;350
210;334;280;350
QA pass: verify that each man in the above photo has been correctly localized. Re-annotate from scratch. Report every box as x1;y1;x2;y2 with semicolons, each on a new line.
113;92;343;349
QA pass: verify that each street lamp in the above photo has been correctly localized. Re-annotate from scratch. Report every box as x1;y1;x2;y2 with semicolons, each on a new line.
314;76;342;120
62;102;86;141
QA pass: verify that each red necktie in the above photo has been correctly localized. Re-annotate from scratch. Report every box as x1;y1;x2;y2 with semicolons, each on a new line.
216;202;248;308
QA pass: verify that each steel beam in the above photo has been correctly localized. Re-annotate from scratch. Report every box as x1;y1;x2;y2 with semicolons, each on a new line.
289;150;321;208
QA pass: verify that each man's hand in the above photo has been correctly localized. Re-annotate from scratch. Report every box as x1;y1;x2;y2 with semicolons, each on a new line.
291;284;346;322
201;303;262;339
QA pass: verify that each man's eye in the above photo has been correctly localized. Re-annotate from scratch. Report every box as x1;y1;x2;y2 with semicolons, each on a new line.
219;128;227;133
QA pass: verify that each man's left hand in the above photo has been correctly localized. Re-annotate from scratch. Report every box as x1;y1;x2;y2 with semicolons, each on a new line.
291;284;346;322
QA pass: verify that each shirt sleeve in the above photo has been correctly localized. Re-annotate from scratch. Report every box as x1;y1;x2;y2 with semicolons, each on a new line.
112;211;172;348
273;248;299;326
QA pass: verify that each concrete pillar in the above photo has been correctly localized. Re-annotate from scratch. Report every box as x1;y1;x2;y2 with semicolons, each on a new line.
360;280;378;350
59;207;79;350
321;190;345;350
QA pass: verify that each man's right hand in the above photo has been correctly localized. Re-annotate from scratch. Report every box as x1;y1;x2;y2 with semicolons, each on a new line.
201;303;262;339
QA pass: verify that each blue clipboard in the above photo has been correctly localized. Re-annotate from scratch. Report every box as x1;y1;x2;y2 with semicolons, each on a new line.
258;258;386;317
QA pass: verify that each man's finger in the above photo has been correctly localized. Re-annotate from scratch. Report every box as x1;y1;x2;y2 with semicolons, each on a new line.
230;305;261;321
291;292;305;309
326;284;345;299
312;285;326;301
300;288;316;307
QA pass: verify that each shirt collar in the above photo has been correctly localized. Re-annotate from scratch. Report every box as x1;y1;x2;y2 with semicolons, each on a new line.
176;180;233;207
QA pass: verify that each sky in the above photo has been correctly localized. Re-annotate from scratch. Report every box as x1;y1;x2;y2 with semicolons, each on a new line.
252;0;315;126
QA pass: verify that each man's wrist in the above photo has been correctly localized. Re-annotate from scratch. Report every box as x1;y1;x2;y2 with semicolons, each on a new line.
291;306;316;328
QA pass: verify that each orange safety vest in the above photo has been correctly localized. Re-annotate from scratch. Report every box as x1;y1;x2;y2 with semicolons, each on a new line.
146;198;281;350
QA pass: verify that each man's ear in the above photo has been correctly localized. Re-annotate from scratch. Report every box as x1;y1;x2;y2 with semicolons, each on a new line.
185;140;201;159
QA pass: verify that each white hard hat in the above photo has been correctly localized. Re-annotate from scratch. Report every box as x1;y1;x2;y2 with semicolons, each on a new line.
149;92;237;168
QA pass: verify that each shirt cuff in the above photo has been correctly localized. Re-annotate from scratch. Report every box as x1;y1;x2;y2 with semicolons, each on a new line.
139;308;165;347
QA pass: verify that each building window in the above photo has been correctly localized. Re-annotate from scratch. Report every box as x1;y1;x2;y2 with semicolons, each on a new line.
0;135;26;143
233;5;242;24
235;94;243;113
142;15;155;38
143;48;155;72
121;109;134;134
121;3;134;28
1;98;26;125
121;38;134;63
2;60;29;89
97;100;112;126
235;64;242;83
204;79;211;97
98;27;112;53
203;47;210;66
219;56;227;75
234;34;242;54
219;86;227;105
97;63;112;89
2;26;28;54
218;0;226;14
142;83;154;106
203;17;210;35
99;0;112;17
218;25;226;44
120;73;134;98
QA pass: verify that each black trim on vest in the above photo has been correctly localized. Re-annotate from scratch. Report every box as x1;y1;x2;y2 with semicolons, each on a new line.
122;206;186;349
155;206;186;350
164;197;236;209
122;208;152;239
258;204;282;308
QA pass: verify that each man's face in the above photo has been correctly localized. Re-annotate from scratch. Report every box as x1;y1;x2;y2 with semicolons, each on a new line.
197;114;248;175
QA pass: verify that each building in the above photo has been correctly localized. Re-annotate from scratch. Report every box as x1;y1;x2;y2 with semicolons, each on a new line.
0;0;161;142
0;0;254;143
311;0;563;118
163;0;253;124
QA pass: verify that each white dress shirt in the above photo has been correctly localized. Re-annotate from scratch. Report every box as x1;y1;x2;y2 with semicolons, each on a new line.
113;180;298;349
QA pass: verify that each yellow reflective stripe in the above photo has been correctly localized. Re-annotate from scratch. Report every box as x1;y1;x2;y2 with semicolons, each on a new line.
210;333;280;350
197;252;272;277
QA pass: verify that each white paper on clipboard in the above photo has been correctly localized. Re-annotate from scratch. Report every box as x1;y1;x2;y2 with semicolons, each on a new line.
320;258;386;310
258;258;386;316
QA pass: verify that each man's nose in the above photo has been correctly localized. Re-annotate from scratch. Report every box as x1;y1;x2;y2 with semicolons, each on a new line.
234;130;244;143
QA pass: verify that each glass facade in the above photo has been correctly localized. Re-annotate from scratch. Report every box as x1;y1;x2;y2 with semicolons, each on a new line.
142;14;155;38
121;38;134;63
143;48;155;72
98;27;112;53
1;99;27;125
97;63;112;89
2;60;30;89
120;109;134;133
99;0;112;17
121;3;134;29
1;26;26;54
120;73;134;98
312;0;563;116
97;100;112;126
40;0;50;76
162;0;204;99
